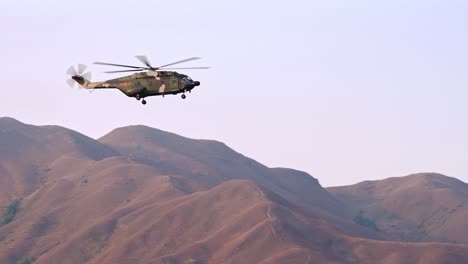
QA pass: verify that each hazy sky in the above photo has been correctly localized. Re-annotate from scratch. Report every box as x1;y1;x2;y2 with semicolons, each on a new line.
1;0;467;186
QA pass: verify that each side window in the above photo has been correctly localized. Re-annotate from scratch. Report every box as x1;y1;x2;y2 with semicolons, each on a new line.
171;79;178;88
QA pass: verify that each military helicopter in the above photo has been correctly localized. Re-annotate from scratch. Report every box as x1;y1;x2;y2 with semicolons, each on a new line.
66;56;209;105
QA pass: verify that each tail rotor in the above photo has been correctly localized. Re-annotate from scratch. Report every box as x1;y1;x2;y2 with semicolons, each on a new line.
66;64;92;89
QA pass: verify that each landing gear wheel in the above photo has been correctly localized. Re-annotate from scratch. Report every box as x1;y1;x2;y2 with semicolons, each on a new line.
181;94;186;99
142;99;147;105
136;94;141;101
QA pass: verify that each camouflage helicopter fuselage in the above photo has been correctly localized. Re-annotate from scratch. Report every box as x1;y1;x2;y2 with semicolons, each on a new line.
73;70;200;102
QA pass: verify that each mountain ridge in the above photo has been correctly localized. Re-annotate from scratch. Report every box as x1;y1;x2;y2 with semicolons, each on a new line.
1;117;468;263
328;172;468;243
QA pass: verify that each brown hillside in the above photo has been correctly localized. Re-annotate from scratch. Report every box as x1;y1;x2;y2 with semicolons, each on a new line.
0;154;190;264
4;175;468;264
1;119;468;263
0;117;117;207
328;173;468;243
98;125;370;238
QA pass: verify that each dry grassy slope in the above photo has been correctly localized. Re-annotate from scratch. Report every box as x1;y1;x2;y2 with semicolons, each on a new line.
11;178;468;264
0;117;117;207
0;154;193;264
1;118;468;264
328;173;468;243
98;126;373;238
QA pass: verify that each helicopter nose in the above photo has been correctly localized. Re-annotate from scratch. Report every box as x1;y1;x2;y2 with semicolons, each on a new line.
185;81;200;91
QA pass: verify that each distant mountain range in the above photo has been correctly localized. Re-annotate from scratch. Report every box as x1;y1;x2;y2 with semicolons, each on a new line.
1;117;467;264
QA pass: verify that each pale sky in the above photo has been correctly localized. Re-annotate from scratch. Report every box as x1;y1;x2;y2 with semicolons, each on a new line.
0;0;467;187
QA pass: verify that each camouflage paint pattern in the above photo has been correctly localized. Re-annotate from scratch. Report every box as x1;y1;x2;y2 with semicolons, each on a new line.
73;70;199;99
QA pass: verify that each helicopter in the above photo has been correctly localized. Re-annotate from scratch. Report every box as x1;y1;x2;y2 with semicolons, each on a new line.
66;56;209;105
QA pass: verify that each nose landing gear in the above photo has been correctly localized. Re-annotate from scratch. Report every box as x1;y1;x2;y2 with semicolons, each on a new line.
142;99;147;105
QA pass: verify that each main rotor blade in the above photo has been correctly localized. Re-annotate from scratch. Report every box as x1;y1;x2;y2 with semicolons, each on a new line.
157;67;211;70
77;64;87;75
158;57;201;68
94;62;145;69
66;66;77;76
135;55;153;68
104;69;145;73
